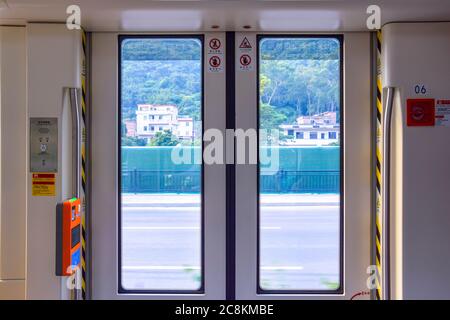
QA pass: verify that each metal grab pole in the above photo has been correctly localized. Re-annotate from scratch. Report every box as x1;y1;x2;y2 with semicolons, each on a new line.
382;87;395;300
69;88;81;199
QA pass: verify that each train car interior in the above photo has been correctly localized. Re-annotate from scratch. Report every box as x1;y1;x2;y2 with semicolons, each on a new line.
1;0;450;305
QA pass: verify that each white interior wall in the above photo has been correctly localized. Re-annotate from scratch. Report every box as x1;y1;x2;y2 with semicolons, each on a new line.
383;22;450;299
0;26;27;300
26;23;81;299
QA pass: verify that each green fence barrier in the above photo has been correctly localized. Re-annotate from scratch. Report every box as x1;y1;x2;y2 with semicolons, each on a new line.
121;146;340;194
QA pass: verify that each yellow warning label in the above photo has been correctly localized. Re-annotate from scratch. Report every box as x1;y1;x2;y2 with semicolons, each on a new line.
32;173;56;196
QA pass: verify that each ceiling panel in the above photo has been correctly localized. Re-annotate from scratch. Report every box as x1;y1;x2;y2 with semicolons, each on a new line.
1;0;450;32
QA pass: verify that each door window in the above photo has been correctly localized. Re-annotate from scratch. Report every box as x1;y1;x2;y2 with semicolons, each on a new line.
119;36;204;293
258;36;343;293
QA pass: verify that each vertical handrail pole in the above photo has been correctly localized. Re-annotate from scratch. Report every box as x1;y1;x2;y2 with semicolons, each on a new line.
69;88;81;199
382;87;395;300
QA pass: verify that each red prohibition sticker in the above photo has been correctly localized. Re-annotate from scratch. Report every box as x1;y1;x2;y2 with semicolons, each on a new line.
240;54;251;66
209;55;221;68
406;99;435;126
209;38;221;50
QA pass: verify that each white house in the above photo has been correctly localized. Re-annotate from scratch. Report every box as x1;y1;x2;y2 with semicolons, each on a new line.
135;104;194;142
177;117;195;140
280;111;340;146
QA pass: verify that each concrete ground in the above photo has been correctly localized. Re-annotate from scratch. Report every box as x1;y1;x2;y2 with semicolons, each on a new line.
121;193;340;291
122;193;339;207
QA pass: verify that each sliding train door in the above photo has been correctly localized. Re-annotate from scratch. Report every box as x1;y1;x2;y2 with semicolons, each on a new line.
90;32;227;299
234;32;372;299
90;31;372;300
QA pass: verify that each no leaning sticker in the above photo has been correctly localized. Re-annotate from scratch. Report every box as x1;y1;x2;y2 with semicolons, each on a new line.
238;36;254;71
207;37;224;73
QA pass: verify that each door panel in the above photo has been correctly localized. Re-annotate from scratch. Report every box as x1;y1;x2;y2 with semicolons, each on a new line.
235;32;371;299
91;32;226;299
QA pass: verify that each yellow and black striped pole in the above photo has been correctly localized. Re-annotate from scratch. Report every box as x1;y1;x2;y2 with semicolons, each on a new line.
80;29;88;300
375;30;383;300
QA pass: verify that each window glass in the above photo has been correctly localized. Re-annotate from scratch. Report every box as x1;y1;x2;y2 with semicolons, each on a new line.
120;37;203;292
259;37;342;292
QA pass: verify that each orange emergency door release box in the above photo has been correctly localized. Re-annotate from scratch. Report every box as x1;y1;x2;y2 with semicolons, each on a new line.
56;198;81;276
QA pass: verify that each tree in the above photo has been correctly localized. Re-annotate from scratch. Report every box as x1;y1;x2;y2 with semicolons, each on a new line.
121;122;128;136
150;130;180;146
259;59;340;121
260;103;287;130
121;60;202;121
260;74;271;95
121;136;147;146
120;39;341;129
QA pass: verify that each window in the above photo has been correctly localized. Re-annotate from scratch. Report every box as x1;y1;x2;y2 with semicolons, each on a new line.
119;36;203;293
321;133;326;139
159;115;163;120
143;126;148;132
258;36;342;293
329;132;337;139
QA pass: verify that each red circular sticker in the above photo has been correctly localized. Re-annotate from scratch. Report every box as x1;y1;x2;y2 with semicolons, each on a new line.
412;106;425;121
209;55;221;68
240;54;251;66
209;38;221;50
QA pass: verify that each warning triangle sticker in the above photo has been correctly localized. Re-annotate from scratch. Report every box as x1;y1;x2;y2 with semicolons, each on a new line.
239;37;252;49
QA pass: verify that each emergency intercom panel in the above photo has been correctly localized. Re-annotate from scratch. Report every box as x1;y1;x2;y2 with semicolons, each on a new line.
56;198;81;276
30;118;58;172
